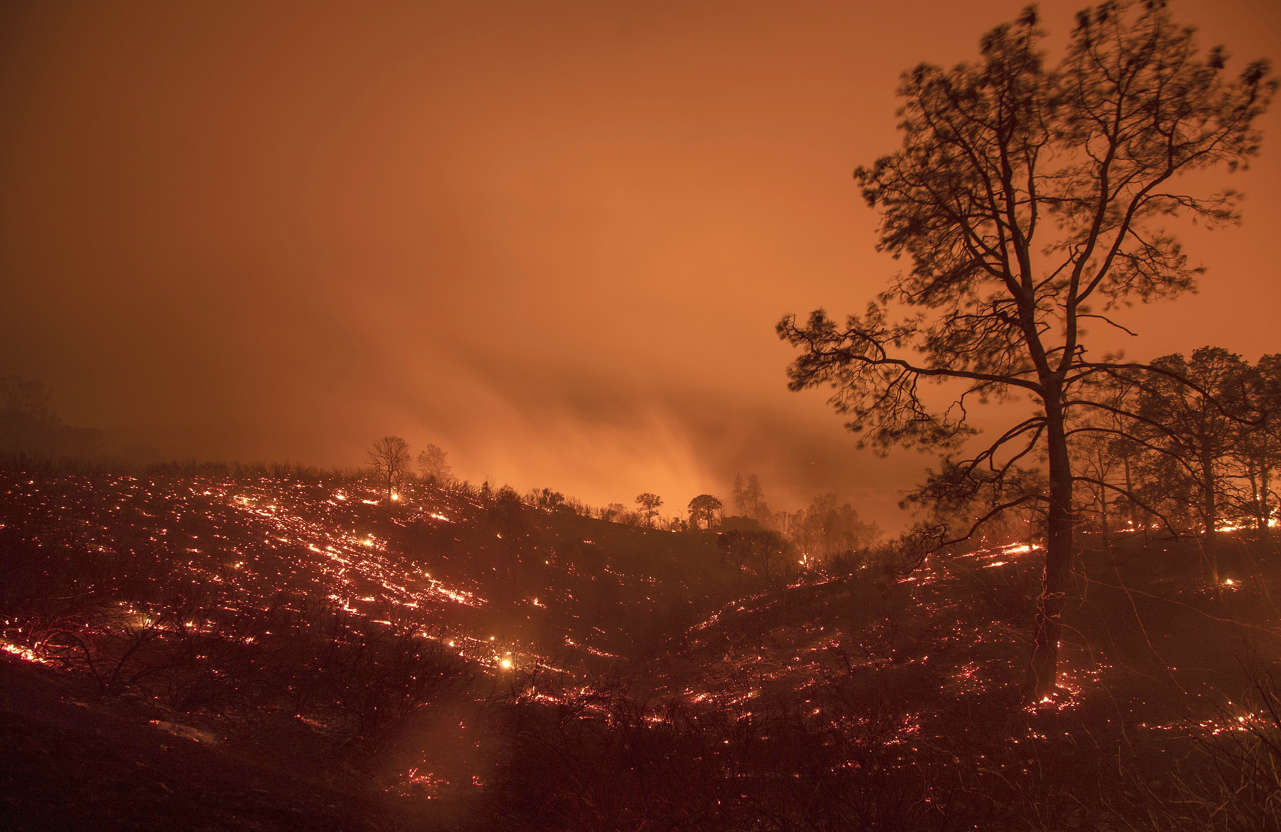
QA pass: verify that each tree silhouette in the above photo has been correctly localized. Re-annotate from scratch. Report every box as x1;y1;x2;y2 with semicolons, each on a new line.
416;443;451;484
687;494;723;530
0;376;97;461
368;436;410;500
533;487;567;511
777;1;1274;697
732;473;772;526
1135;348;1247;583
635;492;663;527
789;492;880;561
1235;355;1281;536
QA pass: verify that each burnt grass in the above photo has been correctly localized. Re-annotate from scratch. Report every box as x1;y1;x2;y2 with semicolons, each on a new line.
1;470;1280;830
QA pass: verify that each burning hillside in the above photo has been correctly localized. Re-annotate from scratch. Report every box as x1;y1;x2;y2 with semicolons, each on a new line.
2;470;1281;830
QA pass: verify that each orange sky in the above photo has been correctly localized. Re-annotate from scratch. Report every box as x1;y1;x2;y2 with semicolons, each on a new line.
2;0;1278;528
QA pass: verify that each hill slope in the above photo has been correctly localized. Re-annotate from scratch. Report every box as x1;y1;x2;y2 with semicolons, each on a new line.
3;470;1281;830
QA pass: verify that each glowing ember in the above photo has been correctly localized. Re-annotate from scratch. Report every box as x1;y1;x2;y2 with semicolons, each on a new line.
1;640;51;665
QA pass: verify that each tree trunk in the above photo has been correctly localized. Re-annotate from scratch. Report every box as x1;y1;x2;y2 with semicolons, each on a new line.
1096;448;1109;542
1200;454;1220;589
1262;464;1273;540
1029;392;1074;700
1245;463;1261;531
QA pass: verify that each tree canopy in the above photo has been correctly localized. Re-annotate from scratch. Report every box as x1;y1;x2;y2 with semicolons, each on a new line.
416;443;451;483
688;494;723;530
635;492;663;523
